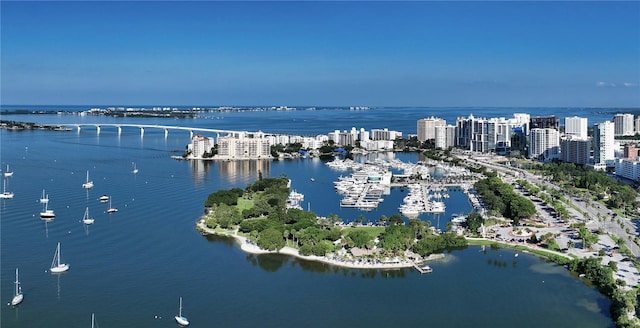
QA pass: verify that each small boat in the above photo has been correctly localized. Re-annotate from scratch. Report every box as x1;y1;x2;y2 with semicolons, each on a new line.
98;195;109;202
40;189;49;204
11;268;23;306
4;164;13;177
82;207;95;225
50;242;69;273
40;197;55;218
107;197;118;213
420;264;433;273
82;170;94;189
0;179;14;199
175;297;190;326
310;178;315;182
132;162;139;174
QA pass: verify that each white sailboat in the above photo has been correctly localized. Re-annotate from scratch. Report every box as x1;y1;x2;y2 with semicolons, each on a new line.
174;297;189;326
50;242;69;273
132;162;139;174
11;268;23;306
90;313;96;328
82;170;94;189
106;197;118;213
4;164;13;177
40;189;49;203
98;194;109;202
40;196;55;218
0;179;14;199
82;207;95;225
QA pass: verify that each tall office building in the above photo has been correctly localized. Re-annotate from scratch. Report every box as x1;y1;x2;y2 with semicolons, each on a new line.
593;121;615;168
417;117;446;142
529;128;560;161
564;116;588;140
613;113;634;136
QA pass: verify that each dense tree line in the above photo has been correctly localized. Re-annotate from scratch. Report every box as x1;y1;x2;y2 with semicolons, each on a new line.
204;188;244;207
538;162;638;213
474;176;536;225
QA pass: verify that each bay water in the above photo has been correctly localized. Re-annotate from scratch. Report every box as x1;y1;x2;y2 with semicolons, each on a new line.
0;107;615;327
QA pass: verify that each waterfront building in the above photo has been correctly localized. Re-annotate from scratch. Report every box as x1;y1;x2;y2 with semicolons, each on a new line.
529;128;560;161
216;132;271;159
613;113;635;136
360;140;394;151
417;117;446;142
614;158;640;181
530;115;559;131
593;121;615;169
564;116;588;140
455;114;528;153
434;125;456;149
635;116;640;135
188;134;214;158
370;128;401;141
560;137;591;165
329;128;358;147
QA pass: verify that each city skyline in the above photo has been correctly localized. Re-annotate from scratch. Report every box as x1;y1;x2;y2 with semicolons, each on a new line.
1;1;639;107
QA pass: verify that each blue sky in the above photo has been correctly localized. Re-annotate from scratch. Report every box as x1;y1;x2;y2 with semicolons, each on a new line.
1;1;639;107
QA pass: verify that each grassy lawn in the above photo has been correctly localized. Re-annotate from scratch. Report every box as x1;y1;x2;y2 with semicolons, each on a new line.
343;226;385;239
236;197;254;212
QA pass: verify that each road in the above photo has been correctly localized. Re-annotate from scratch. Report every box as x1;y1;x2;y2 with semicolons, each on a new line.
459;152;640;259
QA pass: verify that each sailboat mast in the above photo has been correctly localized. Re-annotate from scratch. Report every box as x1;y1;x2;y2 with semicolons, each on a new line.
15;268;19;295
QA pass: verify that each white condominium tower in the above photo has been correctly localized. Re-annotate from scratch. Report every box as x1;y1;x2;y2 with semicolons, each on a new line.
529;128;560;161
593;121;615;166
613;113;634;136
564;116;588;140
417;117;445;142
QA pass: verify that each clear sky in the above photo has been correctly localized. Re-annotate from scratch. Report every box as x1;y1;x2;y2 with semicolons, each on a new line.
1;1;639;107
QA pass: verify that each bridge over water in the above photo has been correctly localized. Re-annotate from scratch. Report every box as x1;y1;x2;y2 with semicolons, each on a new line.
57;123;268;139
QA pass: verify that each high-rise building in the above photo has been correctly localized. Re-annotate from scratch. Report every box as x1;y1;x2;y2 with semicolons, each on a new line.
434;125;456;149
530;116;559;131
417;117;445;142
564;116;588;140
593;121;615;167
560;137;591;165
189;134;214;158
613;113;634;136
529;128;560;161
217;132;271;159
455;114;528;153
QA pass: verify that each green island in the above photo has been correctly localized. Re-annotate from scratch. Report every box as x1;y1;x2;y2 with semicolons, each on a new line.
196;175;466;269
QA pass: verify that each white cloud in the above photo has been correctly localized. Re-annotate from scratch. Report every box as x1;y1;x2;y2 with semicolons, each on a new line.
623;82;638;87
596;81;617;87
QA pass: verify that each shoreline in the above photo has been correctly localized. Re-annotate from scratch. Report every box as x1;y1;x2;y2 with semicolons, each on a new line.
196;219;419;270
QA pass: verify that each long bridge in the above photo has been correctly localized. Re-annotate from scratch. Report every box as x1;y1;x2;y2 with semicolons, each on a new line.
57;123;266;139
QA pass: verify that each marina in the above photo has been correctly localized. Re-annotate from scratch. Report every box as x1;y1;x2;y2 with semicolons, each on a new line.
329;157;479;217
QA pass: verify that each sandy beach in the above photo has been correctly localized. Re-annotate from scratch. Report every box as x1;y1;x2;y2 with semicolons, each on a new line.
196;219;417;270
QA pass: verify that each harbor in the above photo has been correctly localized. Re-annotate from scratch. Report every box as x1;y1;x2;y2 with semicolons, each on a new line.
328;157;482;217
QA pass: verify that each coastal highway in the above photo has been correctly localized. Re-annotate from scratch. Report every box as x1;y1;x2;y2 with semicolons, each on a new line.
458;153;640;259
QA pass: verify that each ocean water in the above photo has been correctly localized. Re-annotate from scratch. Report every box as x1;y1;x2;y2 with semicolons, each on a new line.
0;108;615;327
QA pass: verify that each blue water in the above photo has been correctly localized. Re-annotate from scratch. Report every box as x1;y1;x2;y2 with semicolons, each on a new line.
0;108;615;327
